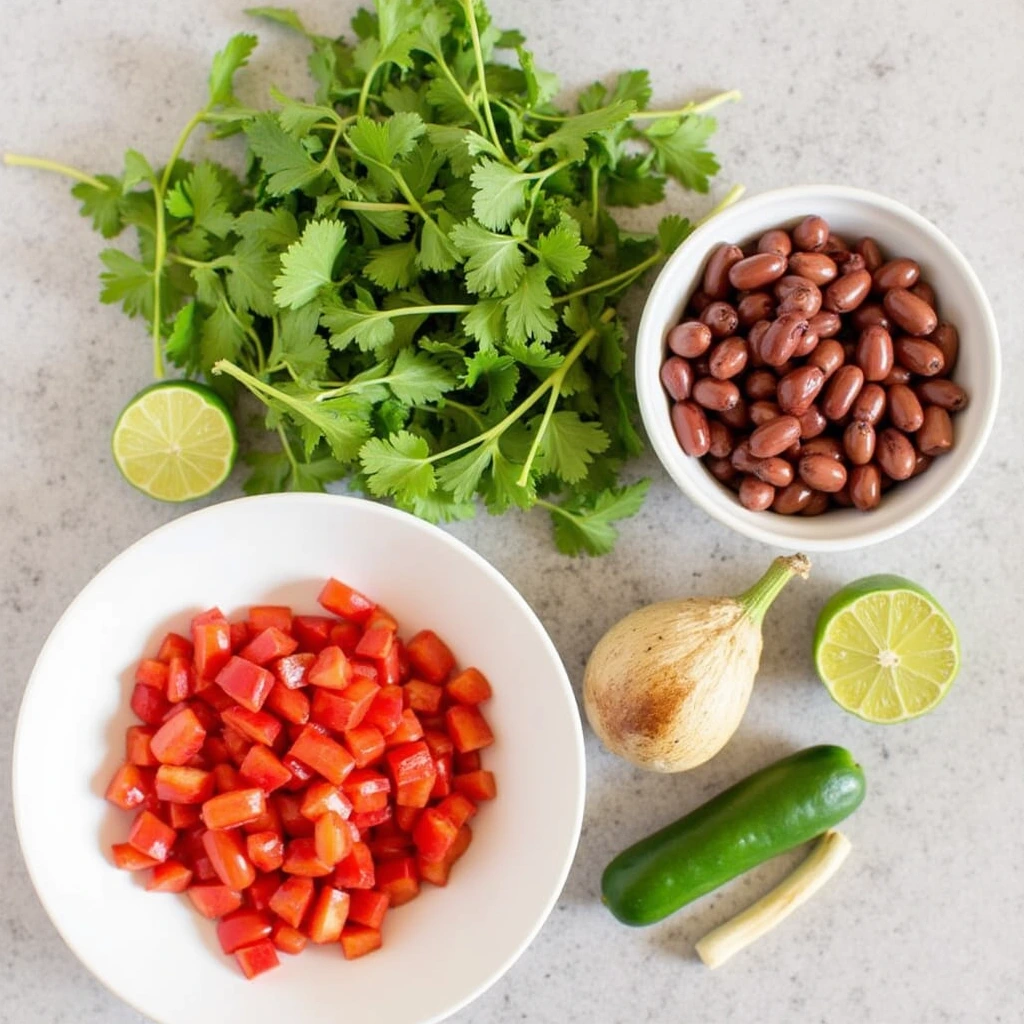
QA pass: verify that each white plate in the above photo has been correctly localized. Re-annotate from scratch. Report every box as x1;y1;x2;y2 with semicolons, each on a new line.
13;493;585;1024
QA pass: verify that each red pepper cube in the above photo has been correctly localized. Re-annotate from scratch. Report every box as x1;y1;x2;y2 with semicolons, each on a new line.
157;632;193;664
447;667;493;705
287;725;355;786
311;688;362;734
406;630;455;684
446;705;495;754
395;777;433;809
364;685;404;735
430;755;453;799
343;725;386;769
193;607;226;627
216;656;275;713
243;800;284;836
272;922;307;955
423;729;454;760
367;832;412;861
187;883;243;919
292;615;335;653
272;652;316;690
240;744;293;794
413;807;460;863
334;842;375;890
155;765;214;804
222;706;283;747
308;646;352;691
394;805;422;834
317;578;377;624
376;856;420;907
314;811;353;866
355;626;395;660
202;788;267;830
105;763;153;811
374;643;404;687
241;626;299;667
248;605;293;635
300;781;352;822
125;725;158;766
197;684;236;714
329;620;362;655
127;810;176;862
385;708;424;747
235;939;279;980
351;661;379;683
264;683;311;727
366;607;400;632
246;831;284;873
191;856;219;883
437;792;479;828
342;769;391;814
216;909;273;954
419;825;473;887
306;886;350;943
340;924;382;960
454;769;498;801
135;658;169;691
168;802;201;829
281;837;333;877
165;656;194;703
404;680;444;715
246;870;283;912
385;741;435;788
203;829;257;890
269;875;315;928
131;683;170;726
147;859;193;892
348;889;389;929
150;708;206;766
112;842;161;871
274;793;313;837
281;755;315;793
351;805;393;831
213;762;241;794
455;749;481;773
192;611;232;681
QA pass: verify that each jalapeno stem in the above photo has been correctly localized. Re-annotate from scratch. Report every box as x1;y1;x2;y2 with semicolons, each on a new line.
737;553;811;624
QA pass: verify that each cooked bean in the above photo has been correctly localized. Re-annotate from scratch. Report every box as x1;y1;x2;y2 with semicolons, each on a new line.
851;303;890;332
784;440;803;460
772;480;815;514
730;440;762;473
799;454;848;492
667;320;712;358
823;234;851;256
801;491;831;516
749;400;782;426
692;377;741;412
707;420;734;458
792;215;830;252
843;420;876;465
821;364;864;419
745;369;778;401
793;327;820;358
705;455;737;484
757;229;793;257
739;475;776;511
873;258;920;292
749;415;802;458
849;464;882;510
808;310;842;338
671;401;711;457
801;437;844;461
917;378;969;411
753;457;794;487
887;384;925;431
709;336;749;380
700;301;740;338
737;291;775;326
693;356;711;377
917;405;954;456
702;243;744;299
851;383;886;425
855;237;884;273
761;313;809;366
856;325;894;382
807;338;846;379
883;288;938;336
690;290;713;314
882;365;913;386
787;252;838;286
895;337;945;376
777;280;822;317
929;322;959;371
777;365;826;416
718;398;750;430
911;452;932;478
833;251;866;275
832;484;854;508
876;428;916;480
660;356;693;401
774;275;814;302
747;320;772;366
823;269;872;313
911;280;937;308
729;253;788;291
798;404;828;439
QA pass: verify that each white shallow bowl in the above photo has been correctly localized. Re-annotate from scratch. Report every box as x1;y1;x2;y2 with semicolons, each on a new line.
12;494;585;1024
636;185;1000;551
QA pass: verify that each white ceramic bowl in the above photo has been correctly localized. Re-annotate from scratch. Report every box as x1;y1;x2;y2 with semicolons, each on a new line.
636;185;1000;550
12;494;585;1024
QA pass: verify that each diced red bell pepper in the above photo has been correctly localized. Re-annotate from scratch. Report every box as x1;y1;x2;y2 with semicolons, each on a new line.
376;855;420;907
213;763;241;794
300;781;352;821
342;769;391;814
367;607;400;632
364;685;404;735
221;727;253;768
105;763;153;811
447;667;492;705
246;870;282;912
240;744;293;794
396;775;435;809
348;889;389;929
157;631;193;663
404;680;444;715
351;661;379;683
445;705;495;753
216;656;274;713
188;883;244;919
311;689;360;734
155;765;214;804
314;811;352;866
275;793;315;837
192;610;232;681
197;684;236;714
385;741;435;788
202;788;267;830
306;886;350;943
328;620;362;655
334;842;375;890
203;829;256;890
351;805;393;831
355;626;395;660
367;832;412;861
269;875;314;928
418;825;473;887
272;652;316;690
406;630;455;684
112;842;161;871
385;708;424;747
168;802;201;829
150;707;206;766
454;769;498;801
191;856;219;883
423;729;454;760
430;754;453;799
228;622;250;652
281;837;333;877
127;810;176;862
217;909;273;954
235;939;279;980
131;682;170;726
135;658;169;691
221;705;282;747
308;646;352;691
271;922;307;955
125;725;158;766
241;626;299;666
455;749;481;773
246;831;284;873
340;924;382;960
374;643;404;687
147;859;193;892
344;726;386;769
437;792;479;828
242;800;284;836
248;605;293;635
413;807;460;863
165;656;194;703
193;607;227;626
287;726;355;786
292;615;335;653
394;805;422;833
317;578;376;623
263;683;311;727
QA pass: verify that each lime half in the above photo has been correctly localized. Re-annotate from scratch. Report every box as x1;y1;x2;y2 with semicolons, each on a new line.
112;381;237;502
813;574;960;724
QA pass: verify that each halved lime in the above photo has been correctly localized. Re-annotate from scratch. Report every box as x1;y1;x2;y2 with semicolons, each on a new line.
813;575;960;724
112;381;237;502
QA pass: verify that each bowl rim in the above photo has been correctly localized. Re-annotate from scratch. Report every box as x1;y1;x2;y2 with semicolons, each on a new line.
11;491;587;1024
635;183;1002;551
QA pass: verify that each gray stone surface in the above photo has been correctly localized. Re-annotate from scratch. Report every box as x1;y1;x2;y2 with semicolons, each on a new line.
1;1;1022;1021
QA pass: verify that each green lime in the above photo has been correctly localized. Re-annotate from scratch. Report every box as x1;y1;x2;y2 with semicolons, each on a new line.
813;574;960;724
112;381;237;502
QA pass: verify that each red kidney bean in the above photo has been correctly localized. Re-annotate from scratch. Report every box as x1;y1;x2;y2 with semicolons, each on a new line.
774;359;798;377
737;291;775;326
757;229;792;257
822;365;864;419
895;337;945;376
851;303;891;332
729;253;788;291
692;377;740;412
882;365;912;386
911;280;936;308
808;310;842;338
824;269;872;313
693;356;711;377
855;237;884;273
707;420;734;458
876;428;916;480
745;369;778;401
667;320;712;358
777;280;822;317
777;366;826;416
671;401;711;456
774;275;814;301
911;452;932;478
793;216;830;252
761;313;809;366
883;288;938;336
706;455;737;484
772;480;815;514
929;322;959;371
798;404;828;439
855;325;894;382
749;415;802;457
754;457;794;487
849;464;882;510
660;356;693;401
833;251;866;275
799;454;847;492
801;437;844;461
739;475;776;511
709;336;749;380
917;405;954;456
801;491;831;516
851;383;886;425
887;384;925;432
823;234;851;256
730;441;762;473
917;378;969;411
873;258;920;292
843;420;876;465
702;244;745;299
787;252;838;286
718;398;750;430
793;328;820;359
701;301;740;338
747;320;771;366
806;338;845;379
832;484;854;508
749;400;782;426
690;290;713;314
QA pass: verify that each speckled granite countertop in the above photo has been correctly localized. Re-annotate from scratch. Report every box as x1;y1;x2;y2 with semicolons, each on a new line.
2;1;1023;1022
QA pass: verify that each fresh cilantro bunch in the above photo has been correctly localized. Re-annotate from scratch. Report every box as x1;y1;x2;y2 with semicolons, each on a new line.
7;0;738;555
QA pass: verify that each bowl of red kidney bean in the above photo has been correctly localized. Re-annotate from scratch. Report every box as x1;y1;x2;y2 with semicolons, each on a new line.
636;186;1000;550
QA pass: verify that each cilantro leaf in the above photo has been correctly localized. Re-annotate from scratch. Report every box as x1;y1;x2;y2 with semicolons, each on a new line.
385;348;454;404
534;410;610;483
517;47;559;107
72;176;124;237
462;299;504;349
657;213;692;253
165;302;199;370
244;7;311;35
550;480;650;556
275;305;328;380
606;154;665;207
243;450;292;494
234;207;299;248
360;430;436;500
274;219;347;309
470;161;530;230
504;264;556;344
536;101;635;162
321;292;396;352
417;211;460;272
643;115;720;194
245;114;325;195
536;218;589;282
437;439;497;502
99;249;152;317
450;220;525;296
610;70;652;108
223;236;279;316
364;241;419;290
209;33;258;107
485;446;535;513
122;150;156;191
347;112;425;165
463;350;519;411
200;302;247;372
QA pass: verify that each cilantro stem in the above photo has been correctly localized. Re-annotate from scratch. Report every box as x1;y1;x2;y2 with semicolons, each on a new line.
553;251;662;306
215;360;314;425
589;160;601;238
628;89;742;120
2;153;110;190
461;0;505;159
335;200;413;213
516;371;561;486
432;54;489;139
704;182;746;219
277;423;301;477
357;61;382;118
